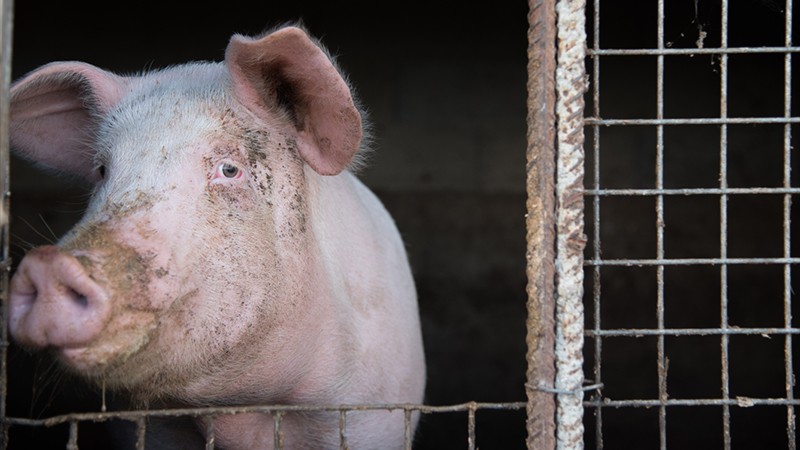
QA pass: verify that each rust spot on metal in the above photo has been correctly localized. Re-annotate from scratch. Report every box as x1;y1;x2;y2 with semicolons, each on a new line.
525;1;558;449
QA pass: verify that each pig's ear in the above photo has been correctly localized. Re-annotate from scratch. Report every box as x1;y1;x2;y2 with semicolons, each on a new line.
225;26;362;176
9;62;126;182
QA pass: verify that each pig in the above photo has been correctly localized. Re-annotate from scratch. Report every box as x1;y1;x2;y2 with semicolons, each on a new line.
7;25;426;449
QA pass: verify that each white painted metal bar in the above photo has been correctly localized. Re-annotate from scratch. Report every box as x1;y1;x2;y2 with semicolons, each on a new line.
554;0;587;448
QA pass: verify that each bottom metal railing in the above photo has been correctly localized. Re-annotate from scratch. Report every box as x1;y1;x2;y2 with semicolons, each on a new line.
4;402;527;450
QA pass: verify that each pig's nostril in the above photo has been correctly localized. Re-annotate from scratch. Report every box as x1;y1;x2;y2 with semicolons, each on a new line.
69;289;89;308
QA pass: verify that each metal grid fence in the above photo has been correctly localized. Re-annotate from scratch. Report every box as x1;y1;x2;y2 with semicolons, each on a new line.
9;0;793;449
584;0;798;449
2;1;793;448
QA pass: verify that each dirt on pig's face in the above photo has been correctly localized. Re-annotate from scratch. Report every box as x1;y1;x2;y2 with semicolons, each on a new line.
50;92;307;402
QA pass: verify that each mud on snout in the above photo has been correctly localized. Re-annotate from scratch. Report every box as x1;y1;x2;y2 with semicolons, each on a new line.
8;221;168;377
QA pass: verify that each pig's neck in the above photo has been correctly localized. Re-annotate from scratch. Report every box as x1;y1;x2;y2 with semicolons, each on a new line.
208;410;346;450
198;228;349;446
182;169;358;449
175;245;346;404
183;268;348;450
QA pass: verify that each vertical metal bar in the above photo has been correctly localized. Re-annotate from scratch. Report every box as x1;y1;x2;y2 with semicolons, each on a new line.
273;412;284;450
204;416;215;450
782;1;796;449
591;0;603;448
134;417;146;450
718;2;731;449
655;1;667;449
554;0;587;448
66;421;79;450
403;409;413;450
467;402;477;450
525;0;558;448
0;0;13;438
339;410;347;450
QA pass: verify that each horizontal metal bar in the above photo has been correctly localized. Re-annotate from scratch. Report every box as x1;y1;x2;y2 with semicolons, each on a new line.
531;382;604;395
585;117;800;126
588;46;800;56
585;257;800;267
585;327;800;338
2;402;527;428
584;398;800;408
584;187;800;196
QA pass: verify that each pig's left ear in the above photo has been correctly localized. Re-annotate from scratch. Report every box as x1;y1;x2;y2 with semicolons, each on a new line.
225;26;362;176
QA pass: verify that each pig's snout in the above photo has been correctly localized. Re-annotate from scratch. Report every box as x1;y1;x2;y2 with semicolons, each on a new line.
9;246;111;350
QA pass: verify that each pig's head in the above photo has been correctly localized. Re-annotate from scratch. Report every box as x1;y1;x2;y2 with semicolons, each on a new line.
8;26;364;403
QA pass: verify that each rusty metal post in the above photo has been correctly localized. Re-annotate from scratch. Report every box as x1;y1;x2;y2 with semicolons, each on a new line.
525;0;557;449
0;0;13;438
527;0;587;448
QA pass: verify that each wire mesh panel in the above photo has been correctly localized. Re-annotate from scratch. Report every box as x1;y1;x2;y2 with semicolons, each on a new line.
584;0;798;448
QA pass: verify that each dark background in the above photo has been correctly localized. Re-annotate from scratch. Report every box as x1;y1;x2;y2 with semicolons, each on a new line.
6;1;530;449
4;1;799;449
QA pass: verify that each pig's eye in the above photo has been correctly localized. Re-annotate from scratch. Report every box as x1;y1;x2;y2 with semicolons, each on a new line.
217;162;242;179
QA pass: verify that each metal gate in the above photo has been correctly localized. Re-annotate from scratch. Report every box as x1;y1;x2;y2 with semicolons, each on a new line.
1;0;797;449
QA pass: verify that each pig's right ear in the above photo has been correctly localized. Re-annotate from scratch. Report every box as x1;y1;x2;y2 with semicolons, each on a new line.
225;27;363;176
9;62;126;182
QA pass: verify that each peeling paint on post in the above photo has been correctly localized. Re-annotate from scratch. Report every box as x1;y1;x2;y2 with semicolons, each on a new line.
524;0;557;449
554;0;587;449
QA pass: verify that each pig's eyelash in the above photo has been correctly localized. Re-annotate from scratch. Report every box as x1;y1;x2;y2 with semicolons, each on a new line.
91;160;108;179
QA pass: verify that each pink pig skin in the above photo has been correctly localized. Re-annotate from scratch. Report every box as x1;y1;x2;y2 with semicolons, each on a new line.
8;25;426;449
